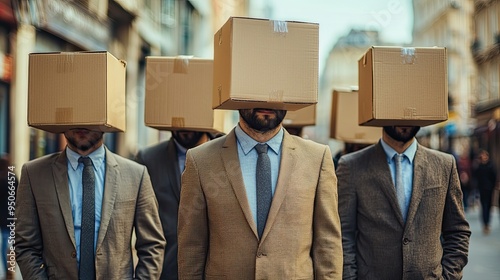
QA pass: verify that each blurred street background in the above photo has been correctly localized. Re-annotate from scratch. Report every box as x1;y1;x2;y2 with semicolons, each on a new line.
0;0;499;279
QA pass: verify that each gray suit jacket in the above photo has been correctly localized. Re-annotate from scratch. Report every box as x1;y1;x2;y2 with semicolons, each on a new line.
337;142;470;280
15;147;166;280
178;128;343;280
136;139;181;280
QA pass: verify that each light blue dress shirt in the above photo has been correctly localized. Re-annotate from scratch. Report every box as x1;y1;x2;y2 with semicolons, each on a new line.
235;124;283;225
173;138;188;173
66;145;105;265
380;138;417;217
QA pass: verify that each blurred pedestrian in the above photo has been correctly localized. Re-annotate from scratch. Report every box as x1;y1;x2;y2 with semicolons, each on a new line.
457;151;472;211
337;126;471;279
472;149;497;235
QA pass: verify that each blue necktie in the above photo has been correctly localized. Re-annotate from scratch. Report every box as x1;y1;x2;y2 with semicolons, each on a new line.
255;144;272;239
394;154;407;221
78;157;96;280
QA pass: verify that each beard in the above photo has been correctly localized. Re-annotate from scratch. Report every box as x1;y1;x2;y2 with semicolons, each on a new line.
239;109;287;133
172;131;205;149
383;126;420;143
64;129;104;152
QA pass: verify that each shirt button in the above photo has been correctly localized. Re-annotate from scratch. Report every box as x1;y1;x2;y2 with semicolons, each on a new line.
71;251;77;258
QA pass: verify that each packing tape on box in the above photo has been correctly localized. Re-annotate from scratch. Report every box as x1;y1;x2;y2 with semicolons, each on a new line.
272;20;288;34
401;47;416;64
57;52;75;73
174;55;193;74
172;117;185;127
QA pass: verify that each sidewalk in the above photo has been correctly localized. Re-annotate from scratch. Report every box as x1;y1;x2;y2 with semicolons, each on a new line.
463;205;500;280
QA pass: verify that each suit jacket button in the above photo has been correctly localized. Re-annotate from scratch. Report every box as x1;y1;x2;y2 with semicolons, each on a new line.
71;251;77;258
403;238;410;245
257;252;263;258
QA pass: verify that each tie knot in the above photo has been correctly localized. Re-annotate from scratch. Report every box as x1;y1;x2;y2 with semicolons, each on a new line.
79;157;93;167
255;143;268;154
394;154;404;162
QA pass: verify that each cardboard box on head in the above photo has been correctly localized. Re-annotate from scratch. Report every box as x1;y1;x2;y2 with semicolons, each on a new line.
28;51;126;133
358;46;448;127
330;88;381;144
145;56;223;134
282;104;316;128
213;17;319;111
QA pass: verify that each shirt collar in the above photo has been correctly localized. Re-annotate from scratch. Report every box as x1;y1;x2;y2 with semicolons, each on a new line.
173;137;188;156
66;144;106;171
235;124;284;156
380;138;418;164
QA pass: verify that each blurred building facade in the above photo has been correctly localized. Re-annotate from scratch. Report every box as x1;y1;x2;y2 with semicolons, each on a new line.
317;29;383;156
412;0;477;156
471;0;500;172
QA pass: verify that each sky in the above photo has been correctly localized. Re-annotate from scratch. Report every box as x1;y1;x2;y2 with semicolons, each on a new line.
268;0;414;72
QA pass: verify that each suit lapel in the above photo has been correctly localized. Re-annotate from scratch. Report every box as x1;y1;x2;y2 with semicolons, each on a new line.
261;131;296;240
165;139;181;201
52;150;77;249
405;145;426;227
222;130;258;237
96;148;119;250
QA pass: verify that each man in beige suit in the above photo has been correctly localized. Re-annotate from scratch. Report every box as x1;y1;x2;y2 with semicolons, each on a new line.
338;126;470;279
15;129;166;279
178;108;343;279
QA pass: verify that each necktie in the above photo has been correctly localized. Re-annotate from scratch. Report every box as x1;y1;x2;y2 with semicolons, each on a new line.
394;154;407;221
255;143;272;239
78;157;96;280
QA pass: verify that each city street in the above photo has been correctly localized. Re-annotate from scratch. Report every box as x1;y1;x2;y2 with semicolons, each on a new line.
463;205;500;280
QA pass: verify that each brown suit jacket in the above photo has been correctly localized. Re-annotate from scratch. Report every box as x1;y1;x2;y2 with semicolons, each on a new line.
178;128;343;280
15;147;166;280
337;142;470;280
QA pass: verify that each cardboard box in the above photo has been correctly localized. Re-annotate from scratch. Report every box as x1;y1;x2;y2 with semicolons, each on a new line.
28;51;126;133
358;46;448;126
213;17;319;111
145;56;223;133
330;89;381;143
282;104;316;128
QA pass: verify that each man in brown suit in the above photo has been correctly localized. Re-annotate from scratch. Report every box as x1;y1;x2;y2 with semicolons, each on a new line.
178;108;343;279
16;129;166;279
337;126;470;279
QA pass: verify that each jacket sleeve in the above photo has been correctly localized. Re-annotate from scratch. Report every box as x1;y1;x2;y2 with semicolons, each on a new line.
133;167;166;280
312;146;343;279
177;150;209;279
441;157;471;279
336;155;357;280
15;164;49;280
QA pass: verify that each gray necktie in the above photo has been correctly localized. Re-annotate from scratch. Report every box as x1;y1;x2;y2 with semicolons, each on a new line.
255;143;272;239
394;154;407;221
78;157;96;280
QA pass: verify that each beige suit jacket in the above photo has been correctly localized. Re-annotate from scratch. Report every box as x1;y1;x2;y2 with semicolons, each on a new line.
337;142;470;280
15;147;166;280
178;128;343;280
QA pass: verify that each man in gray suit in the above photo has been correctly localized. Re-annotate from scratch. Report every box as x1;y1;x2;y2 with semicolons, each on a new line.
337;126;470;279
135;130;218;280
16;129;166;279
